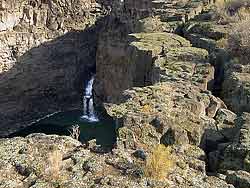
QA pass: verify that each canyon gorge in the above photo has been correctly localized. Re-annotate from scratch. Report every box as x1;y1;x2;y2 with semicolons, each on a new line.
0;0;250;188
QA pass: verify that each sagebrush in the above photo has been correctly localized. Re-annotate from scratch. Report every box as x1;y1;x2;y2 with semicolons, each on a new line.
144;144;174;180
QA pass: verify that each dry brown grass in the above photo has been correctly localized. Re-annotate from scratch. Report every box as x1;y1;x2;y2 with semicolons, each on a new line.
144;144;174;180
45;149;63;180
69;124;80;140
141;104;152;113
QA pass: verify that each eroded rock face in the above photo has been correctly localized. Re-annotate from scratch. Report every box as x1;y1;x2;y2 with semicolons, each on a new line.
106;82;219;149
182;11;232;97
181;9;250;114
95;31;232;154
94;0;217;105
0;0;106;136
222;63;250;113
211;113;250;172
0;0;102;33
0;1;247;187
0;0;105;74
93;4;240;178
95;32;192;103
93;4;247;185
95;32;215;104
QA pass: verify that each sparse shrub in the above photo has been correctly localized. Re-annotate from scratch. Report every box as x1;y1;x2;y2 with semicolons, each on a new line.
141;104;152;113
144;144;174;180
69;124;80;140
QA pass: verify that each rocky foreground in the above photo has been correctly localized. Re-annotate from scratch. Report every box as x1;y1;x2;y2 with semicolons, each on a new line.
1;0;250;188
0;133;233;188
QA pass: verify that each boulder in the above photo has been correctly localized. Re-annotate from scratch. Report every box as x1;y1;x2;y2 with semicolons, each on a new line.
210;113;250;172
215;108;238;141
222;63;250;113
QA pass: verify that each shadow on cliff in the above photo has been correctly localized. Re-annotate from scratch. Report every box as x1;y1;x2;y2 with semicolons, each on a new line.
0;18;106;137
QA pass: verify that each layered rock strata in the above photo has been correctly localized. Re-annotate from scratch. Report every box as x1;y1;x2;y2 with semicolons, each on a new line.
0;0;106;136
94;1;247;187
99;32;230;152
1;0;250;187
181;8;250;114
222;62;250;113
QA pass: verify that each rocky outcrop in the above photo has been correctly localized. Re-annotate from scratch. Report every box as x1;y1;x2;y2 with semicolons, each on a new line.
94;0;217;105
0;0;106;136
106;82;223;149
93;3;247;187
209;113;250;172
134;0;210;33
92;0;239;168
94;30;236;160
181;7;250;114
0;133;234;188
151;0;205;32
184;12;250;115
183;20;230;52
207;113;250;188
222;62;250;113
182;8;232;96
95;32;215;103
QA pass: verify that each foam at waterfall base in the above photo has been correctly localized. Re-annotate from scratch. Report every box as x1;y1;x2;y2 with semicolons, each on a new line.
80;115;99;122
81;76;99;123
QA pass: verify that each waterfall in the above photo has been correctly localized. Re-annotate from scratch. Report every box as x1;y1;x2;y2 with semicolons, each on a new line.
81;76;99;122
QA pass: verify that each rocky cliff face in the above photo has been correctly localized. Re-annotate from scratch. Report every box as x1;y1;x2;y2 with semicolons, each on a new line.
93;1;250;187
222;62;250;113
94;0;215;104
0;0;106;136
1;0;250;188
102;31;230;153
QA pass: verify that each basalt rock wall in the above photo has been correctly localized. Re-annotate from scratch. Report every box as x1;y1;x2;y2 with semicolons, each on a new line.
0;0;106;137
94;0;214;104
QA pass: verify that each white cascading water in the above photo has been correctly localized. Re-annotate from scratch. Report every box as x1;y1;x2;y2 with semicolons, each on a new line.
81;76;99;122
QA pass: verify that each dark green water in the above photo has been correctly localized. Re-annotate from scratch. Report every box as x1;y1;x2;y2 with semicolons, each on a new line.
10;110;117;147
